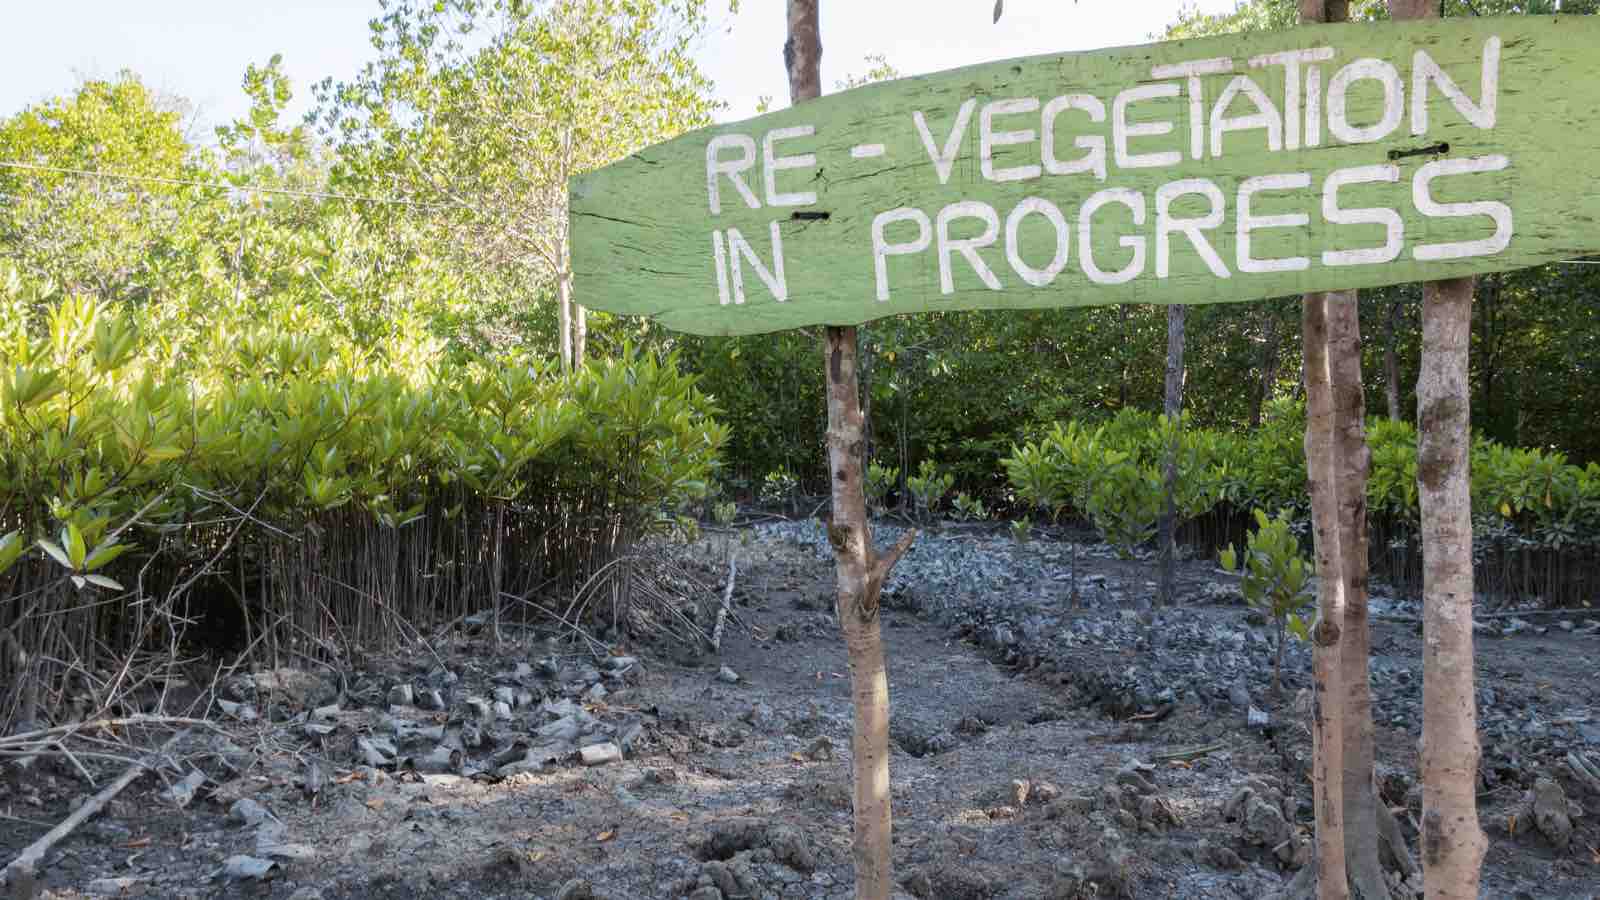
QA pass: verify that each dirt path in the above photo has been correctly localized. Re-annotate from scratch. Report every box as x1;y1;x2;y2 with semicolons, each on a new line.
3;525;1597;899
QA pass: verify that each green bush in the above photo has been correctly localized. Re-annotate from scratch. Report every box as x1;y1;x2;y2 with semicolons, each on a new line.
866;462;899;514
0;291;726;725
951;492;988;522
1006;396;1600;561
907;460;954;522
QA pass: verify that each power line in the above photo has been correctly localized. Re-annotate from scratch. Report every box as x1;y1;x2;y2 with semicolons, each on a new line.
0;160;445;210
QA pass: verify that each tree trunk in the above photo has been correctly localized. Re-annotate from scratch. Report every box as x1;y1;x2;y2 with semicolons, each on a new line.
1390;0;1490;893
1302;290;1350;900
1118;305;1131;408
1418;281;1488;898
823;325;917;900
557;268;574;373
1158;305;1185;607
860;330;874;469
787;6;917;899
1477;275;1501;440
1252;309;1281;429
575;303;588;369
1296;7;1367;899
1326;291;1390;900
1384;301;1403;422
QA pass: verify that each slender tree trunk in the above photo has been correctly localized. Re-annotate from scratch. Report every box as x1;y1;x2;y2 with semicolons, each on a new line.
823;325;917;900
1118;305;1131;408
1326;290;1391;900
787;7;916;899
1415;276;1487;900
1478;275;1500;440
1390;0;1489;893
1303;290;1350;900
558;268;574;373
1158;305;1185;607
490;501;505;646
1292;8;1356;896
1384;301;1403;422
860;330;874;470
1253;309;1281;429
575;303;588;369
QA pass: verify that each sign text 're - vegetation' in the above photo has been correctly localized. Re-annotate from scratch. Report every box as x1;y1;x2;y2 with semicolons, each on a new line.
571;17;1600;335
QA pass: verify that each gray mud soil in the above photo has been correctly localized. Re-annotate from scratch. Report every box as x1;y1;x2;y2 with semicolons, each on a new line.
3;521;1597;899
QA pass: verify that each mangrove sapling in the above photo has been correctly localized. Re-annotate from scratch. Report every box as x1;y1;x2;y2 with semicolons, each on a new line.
1220;509;1315;698
951;492;988;523
865;463;898;517
906;460;953;525
1009;516;1033;545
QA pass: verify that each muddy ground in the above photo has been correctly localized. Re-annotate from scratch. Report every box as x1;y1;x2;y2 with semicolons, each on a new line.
3;519;1598;899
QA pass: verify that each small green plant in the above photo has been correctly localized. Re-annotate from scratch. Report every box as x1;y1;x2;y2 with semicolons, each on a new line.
952;491;988;522
1220;509;1314;697
760;466;799;511
1009;515;1033;544
1084;453;1164;558
866;462;899;515
907;460;954;522
670;514;702;545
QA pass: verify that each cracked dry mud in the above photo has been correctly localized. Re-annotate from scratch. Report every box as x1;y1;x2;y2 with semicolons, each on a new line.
2;523;1597;899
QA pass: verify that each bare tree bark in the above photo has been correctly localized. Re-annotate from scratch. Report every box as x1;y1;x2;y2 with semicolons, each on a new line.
824;325;917;900
1303;290;1350;900
575;303;588;369
1297;4;1352;897
558;268;574;372
1252;309;1282;429
787;6;917;899
1415;276;1487;900
1326;291;1393;900
1158;304;1185;607
1389;0;1489;894
1384;301;1403;422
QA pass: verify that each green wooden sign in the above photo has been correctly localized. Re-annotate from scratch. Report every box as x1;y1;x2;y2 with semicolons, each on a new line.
571;16;1600;336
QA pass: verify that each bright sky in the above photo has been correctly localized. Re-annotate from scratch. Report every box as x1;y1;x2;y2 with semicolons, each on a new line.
0;0;1236;138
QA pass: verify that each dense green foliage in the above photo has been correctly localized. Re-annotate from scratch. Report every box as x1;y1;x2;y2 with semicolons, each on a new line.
0;276;723;722
1005;402;1600;604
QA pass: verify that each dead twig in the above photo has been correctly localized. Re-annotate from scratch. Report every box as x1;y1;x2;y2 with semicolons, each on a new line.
0;715;213;753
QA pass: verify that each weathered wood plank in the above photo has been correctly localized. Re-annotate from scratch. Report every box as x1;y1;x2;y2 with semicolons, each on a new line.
571;16;1600;336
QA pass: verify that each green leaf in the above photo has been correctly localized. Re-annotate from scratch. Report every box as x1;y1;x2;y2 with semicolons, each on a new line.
37;538;72;570
63;524;87;569
84;573;124;591
84;542;130;572
0;531;23;574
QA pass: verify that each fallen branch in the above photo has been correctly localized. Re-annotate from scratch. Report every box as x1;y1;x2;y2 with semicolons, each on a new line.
1151;742;1227;762
0;729;188;894
0;716;212;753
712;555;737;653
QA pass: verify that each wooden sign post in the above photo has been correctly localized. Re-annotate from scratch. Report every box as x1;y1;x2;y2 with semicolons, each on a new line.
574;16;1600;334
570;13;1600;900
